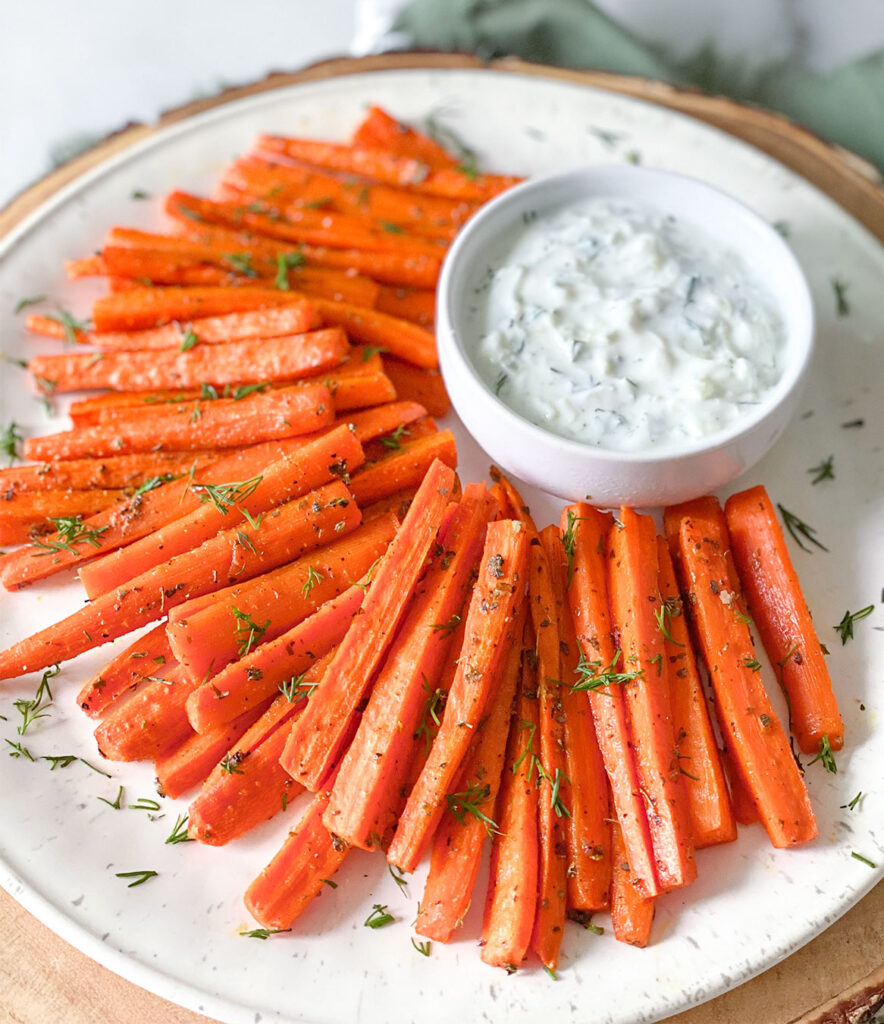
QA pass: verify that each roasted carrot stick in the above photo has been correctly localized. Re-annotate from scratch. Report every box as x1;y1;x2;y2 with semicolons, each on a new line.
664;497;817;848
0;494;127;546
607;509;696;892
415;598;525;942
0;452;214;494
375;286;436;327
324;483;493;850
381;357;450;417
388;519;529;873
282;459;457;790
724;485;843;754
610;819;655;948
23;384;334;461
359;416;438;463
166;513;397;683
348;431;457;508
76;623;173;718
544;526;612;912
563;504;660;899
656;535;736;848
0;481;358;679
77;424;364;596
352;106;459;169
310;296;437;369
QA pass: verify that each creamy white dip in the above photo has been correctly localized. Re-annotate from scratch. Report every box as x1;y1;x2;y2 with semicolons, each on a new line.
465;197;787;452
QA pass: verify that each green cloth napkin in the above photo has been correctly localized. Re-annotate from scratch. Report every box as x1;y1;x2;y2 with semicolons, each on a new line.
394;0;884;174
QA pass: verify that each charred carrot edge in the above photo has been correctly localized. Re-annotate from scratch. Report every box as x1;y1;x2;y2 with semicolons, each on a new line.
610;818;655;948
607;509;696;892
0;482;358;679
243;777;347;929
656;535;736;848
564;504;660;899
479;623;540;970
387;518;529;873
724;485;844;754
352;106;459;169
415;597;525;943
664;497;817;848
185;583;365;733
310;296;437;369
543;526;612;912
77;623;173;718
78;424;364;597
349;431;457;508
282;459;457;790
381;357;450;418
325;483;493;851
167;513;397;684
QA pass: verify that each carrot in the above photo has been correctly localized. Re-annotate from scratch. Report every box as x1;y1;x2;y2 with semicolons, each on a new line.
24;313;88;344
185;583;364;733
243;778;348;929
349;431;457;507
310;296;437;369
381;357;450;418
607;508;696;892
166;513;398;684
610;819;655;948
77;424;364;597
0;480;358;679
360;416;438;464
525;533;569;971
664;497;817;848
479;623;539;970
724;485;843;754
255;135;521;202
563;504;660;899
543;526;612;913
387;519;529;873
281;459;457;790
23;384;334;461
415;598;525;942
489;467;538;533
362;488;417;524
338;400;427;444
374;286;436;327
324;483;493;850
76;623;173;718
0;452;214;494
0;491;127;546
656;535;736;848
94;664;197;761
352;107;459;169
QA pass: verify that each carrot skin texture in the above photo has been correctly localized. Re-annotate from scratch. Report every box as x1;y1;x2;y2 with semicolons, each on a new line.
656;535;736;848
664;497;817;848
324;484;492;850
607;509;696;891
724;485;843;754
563;504;660;898
77;623;173;718
387;519;529;873
610;819;655;948
282;460;457;790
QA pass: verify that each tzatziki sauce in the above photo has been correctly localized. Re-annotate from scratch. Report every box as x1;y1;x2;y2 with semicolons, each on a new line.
465;196;787;452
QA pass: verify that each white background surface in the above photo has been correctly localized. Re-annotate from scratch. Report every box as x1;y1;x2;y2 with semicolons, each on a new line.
3;0;884;209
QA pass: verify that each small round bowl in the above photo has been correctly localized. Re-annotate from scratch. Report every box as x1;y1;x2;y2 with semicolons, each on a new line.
436;165;815;508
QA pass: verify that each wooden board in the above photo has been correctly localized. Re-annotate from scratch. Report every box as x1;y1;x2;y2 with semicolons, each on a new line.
1;52;881;1024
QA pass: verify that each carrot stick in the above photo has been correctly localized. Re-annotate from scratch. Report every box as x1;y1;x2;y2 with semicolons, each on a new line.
563;504;660;899
415;598;525;942
23;384;334;461
255;136;521;202
362;488;417;524
349;431;457;508
479;622;539;970
656;535;736;848
610;819;655;948
375;286;436;327
724;485;844;754
360;416;438;465
0;452;214;494
0;481;358;679
381;357;450;418
310;296;437;369
281;459;457;790
339;400;427;444
607;508;696;892
352;107;460;169
324;483;493;850
664;497;817;848
167;513;397;684
185;583;364;733
489;467;538;533
543;526;612;913
387;519;529;873
243;778;348;929
76;624;173;718
77;424;364;597
0;493;127;546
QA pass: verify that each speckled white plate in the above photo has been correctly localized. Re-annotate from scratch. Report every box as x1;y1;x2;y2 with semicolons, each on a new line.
0;68;882;1024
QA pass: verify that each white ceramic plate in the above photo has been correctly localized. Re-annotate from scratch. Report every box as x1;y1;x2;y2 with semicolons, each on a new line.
0;68;882;1024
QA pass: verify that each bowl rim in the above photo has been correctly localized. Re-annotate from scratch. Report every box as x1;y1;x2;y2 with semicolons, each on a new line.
436;163;816;465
